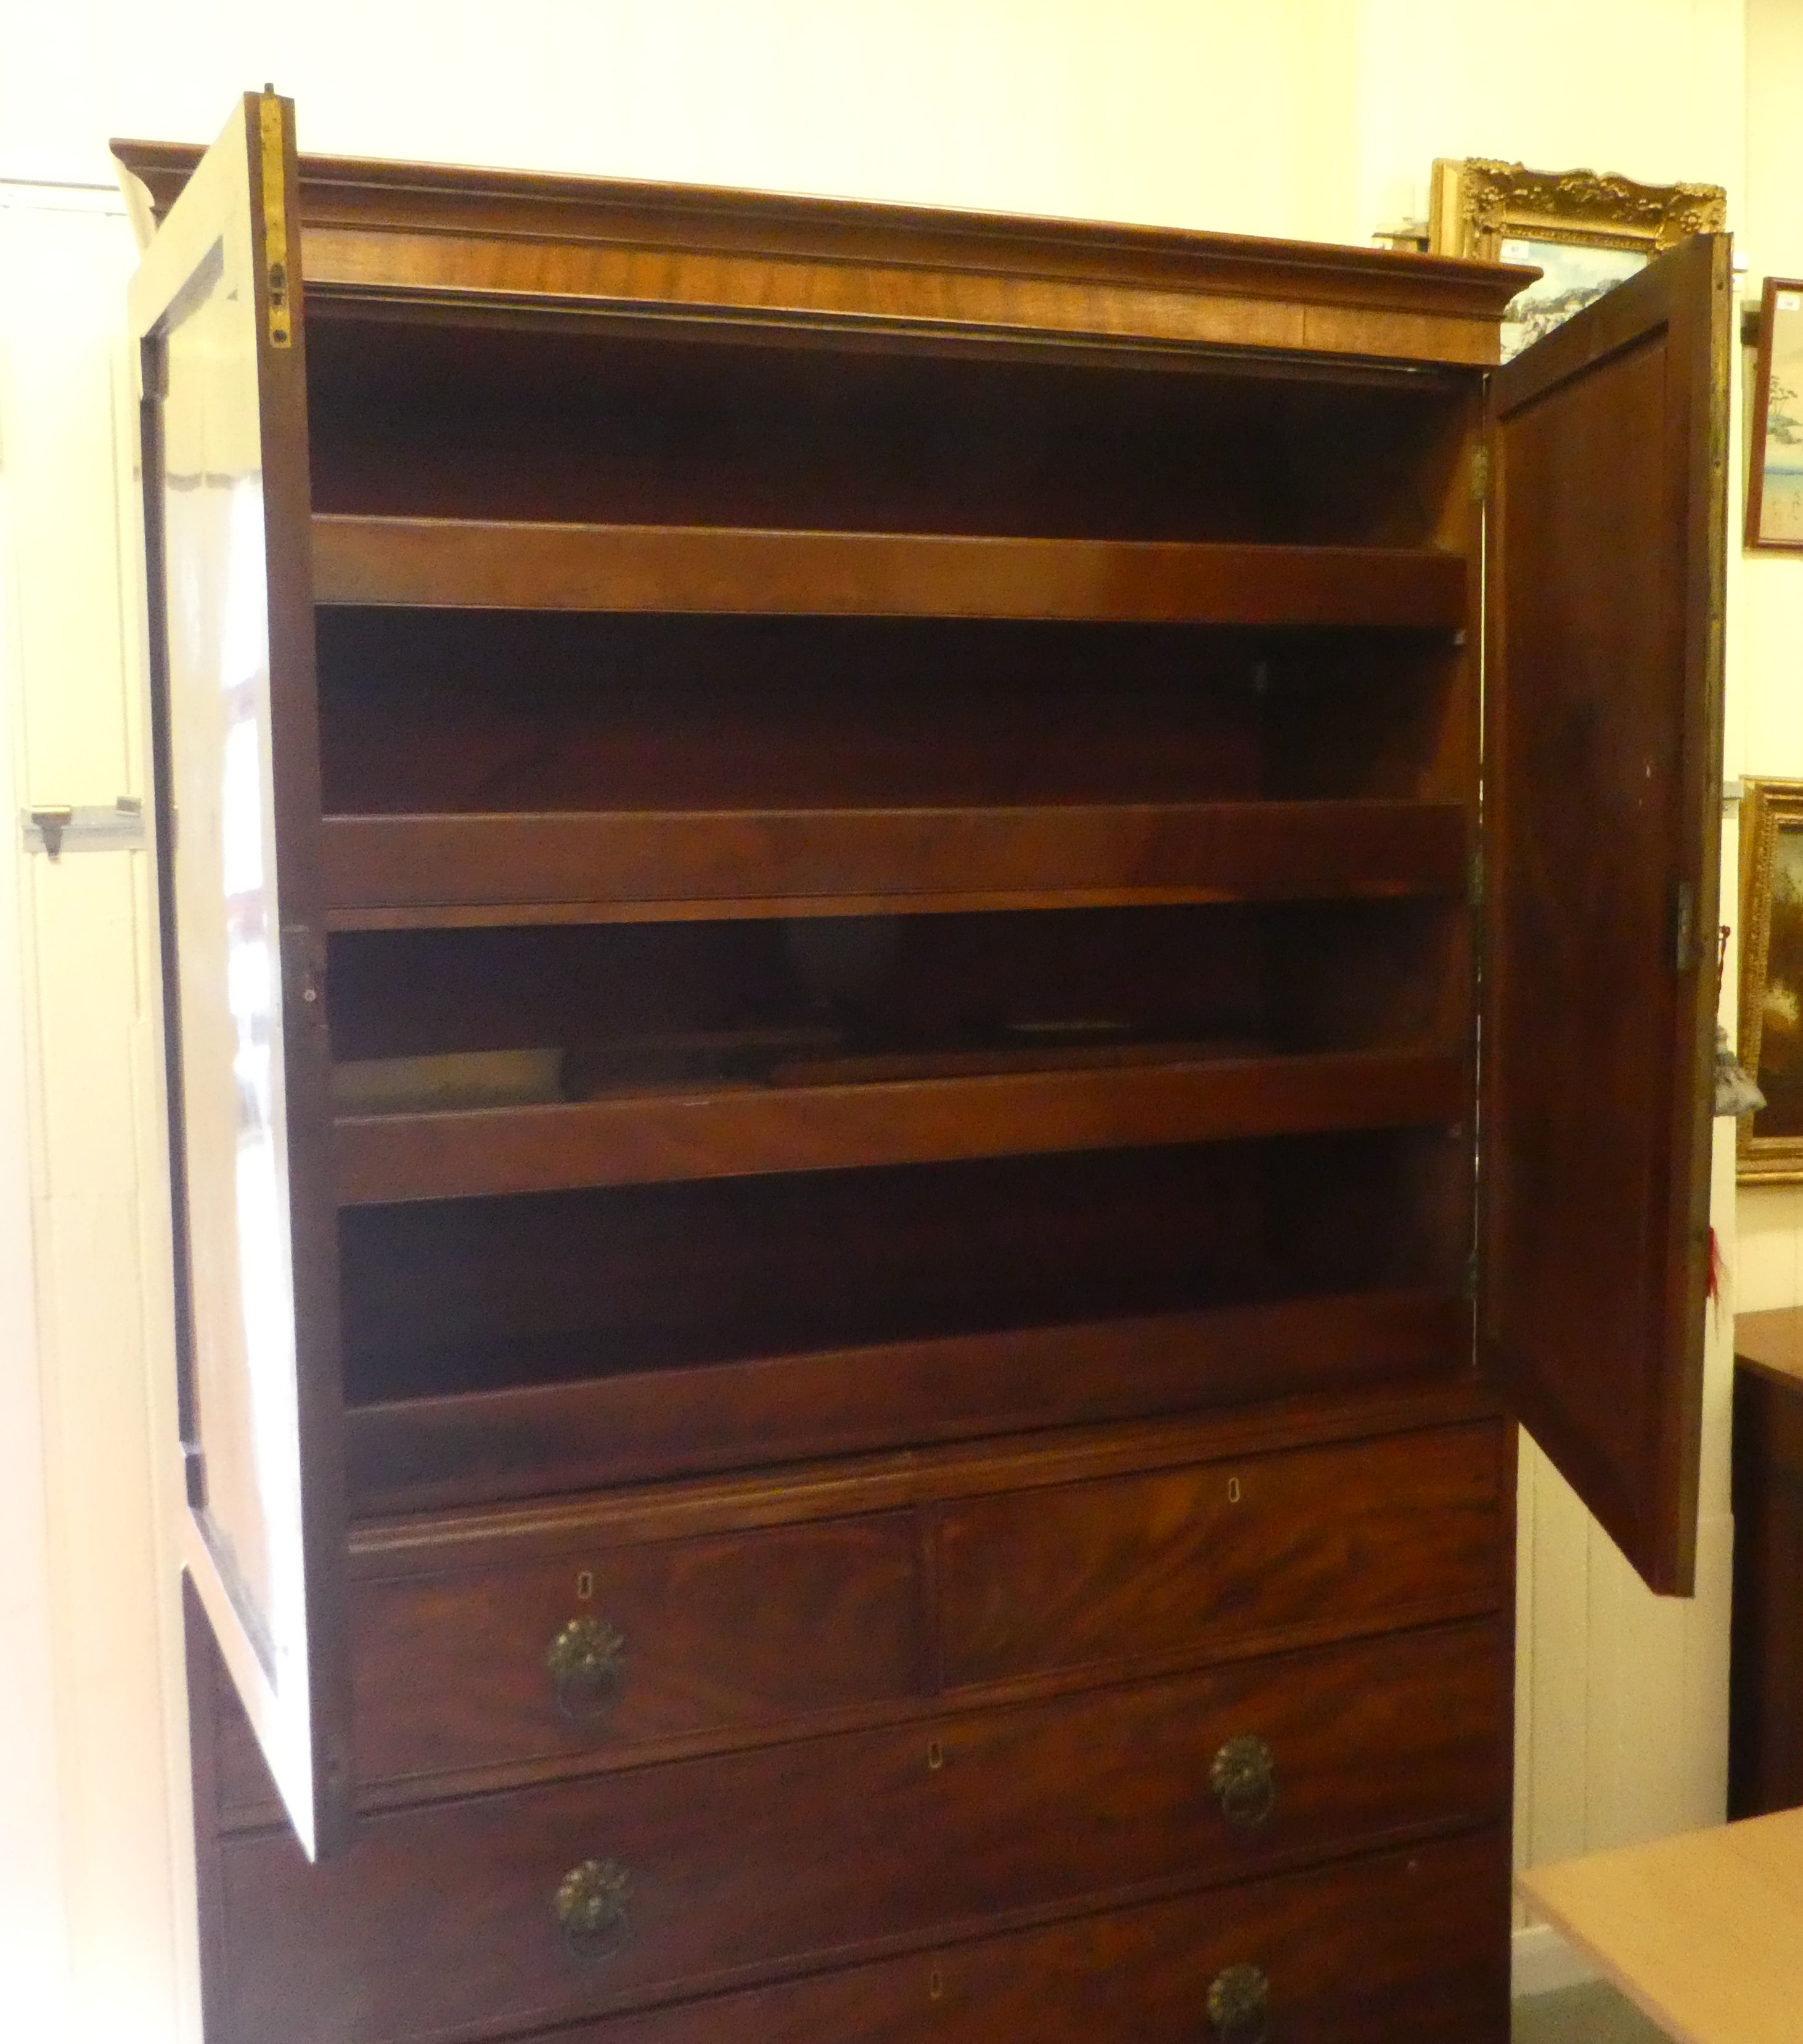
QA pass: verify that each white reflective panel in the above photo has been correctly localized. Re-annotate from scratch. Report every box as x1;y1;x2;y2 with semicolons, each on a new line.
161;230;306;1699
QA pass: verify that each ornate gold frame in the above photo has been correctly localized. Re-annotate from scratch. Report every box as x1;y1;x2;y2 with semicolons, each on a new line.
1738;779;1803;1181
1428;158;1727;262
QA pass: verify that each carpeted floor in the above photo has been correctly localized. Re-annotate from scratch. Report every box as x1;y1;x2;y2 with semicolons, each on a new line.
1512;1982;1672;2042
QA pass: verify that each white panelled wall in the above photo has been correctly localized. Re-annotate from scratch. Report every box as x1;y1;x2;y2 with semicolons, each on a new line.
0;2;1775;2035
0;186;197;2044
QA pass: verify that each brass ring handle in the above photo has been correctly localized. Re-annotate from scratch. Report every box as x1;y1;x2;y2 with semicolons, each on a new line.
1206;1963;1270;2043
554;1857;632;1963
1209;1734;1276;1830
547;1615;626;1723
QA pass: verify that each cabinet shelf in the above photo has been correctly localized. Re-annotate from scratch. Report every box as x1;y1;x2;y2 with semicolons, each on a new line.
321;799;1467;928
341;1287;1470;1512
310;517;1468;626
333;1047;1466;1205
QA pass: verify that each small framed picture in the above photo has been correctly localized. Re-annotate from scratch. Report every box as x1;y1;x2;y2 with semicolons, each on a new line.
1746;280;1803;550
1429;159;1726;361
1739;779;1803;1180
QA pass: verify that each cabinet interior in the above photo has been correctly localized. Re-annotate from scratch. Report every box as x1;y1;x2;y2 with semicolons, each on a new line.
316;612;1464;814
306;309;1470;543
311;298;1478;1507
339;1129;1468;1406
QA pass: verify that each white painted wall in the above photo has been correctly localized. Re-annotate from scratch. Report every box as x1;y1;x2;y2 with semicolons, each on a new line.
0;1;1760;2034
1734;0;1803;1310
0;184;197;2043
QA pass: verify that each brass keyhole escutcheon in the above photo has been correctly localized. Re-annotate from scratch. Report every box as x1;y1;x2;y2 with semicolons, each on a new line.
547;1614;627;1723
1206;1962;1269;2042
926;1738;944;1771
554;1857;631;1963
1210;1734;1276;1830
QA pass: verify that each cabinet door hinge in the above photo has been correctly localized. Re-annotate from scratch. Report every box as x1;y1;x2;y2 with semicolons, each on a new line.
1469;443;1492;504
1672;880;1698;975
1468;841;1485;910
280;923;328;1050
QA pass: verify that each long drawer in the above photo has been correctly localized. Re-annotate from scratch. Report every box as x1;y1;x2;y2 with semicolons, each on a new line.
506;1829;1510;2044
216;1416;1506;1817
215;1619;1508;2044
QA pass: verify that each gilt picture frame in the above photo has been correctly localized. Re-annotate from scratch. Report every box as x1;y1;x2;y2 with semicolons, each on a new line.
1429;158;1727;360
1746;279;1803;550
1738;779;1803;1180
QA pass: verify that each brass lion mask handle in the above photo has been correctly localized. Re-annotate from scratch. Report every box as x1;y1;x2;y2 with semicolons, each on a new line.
1206;1962;1270;2043
1209;1733;1276;1830
554;1857;632;1963
547;1615;626;1723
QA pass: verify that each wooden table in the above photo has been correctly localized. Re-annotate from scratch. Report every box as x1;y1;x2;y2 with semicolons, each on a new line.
1518;1807;1803;2044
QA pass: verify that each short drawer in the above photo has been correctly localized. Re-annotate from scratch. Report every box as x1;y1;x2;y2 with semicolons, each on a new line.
218;1510;922;1817
216;1619;1507;2044
939;1420;1507;1686
531;1828;1510;2044
356;1510;923;1786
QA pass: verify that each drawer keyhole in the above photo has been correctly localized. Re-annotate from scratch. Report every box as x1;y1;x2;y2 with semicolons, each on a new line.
926;1739;944;1772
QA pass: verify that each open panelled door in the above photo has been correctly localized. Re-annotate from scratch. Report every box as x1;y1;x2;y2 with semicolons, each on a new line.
132;94;352;1857
1482;232;1730;1596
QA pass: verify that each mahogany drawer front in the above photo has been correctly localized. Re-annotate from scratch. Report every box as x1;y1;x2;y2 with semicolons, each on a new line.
538;1828;1510;2044
219;1512;921;1816
216;1619;1507;2043
939;1419;1507;1686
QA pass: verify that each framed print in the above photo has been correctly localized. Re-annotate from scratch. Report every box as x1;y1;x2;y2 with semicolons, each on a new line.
1739;779;1803;1180
1429;158;1727;359
1746;279;1803;549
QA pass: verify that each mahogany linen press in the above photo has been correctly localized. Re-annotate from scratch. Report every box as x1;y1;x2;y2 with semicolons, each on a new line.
117;92;1725;2044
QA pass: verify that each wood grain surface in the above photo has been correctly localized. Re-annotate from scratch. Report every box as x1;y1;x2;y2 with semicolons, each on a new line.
1519;1809;1803;2044
319;801;1468;923
216;1621;1508;2042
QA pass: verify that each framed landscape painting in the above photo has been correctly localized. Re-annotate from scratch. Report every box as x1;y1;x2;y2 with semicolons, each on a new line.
1739;780;1803;1180
1747;279;1803;550
1429;158;1726;361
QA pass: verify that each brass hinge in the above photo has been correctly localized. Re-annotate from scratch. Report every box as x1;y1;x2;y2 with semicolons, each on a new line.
1673;880;1699;975
258;93;293;350
1469;443;1492;504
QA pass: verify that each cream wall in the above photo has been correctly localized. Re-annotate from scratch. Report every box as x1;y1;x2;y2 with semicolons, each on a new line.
1735;0;1803;1307
0;2;1758;2035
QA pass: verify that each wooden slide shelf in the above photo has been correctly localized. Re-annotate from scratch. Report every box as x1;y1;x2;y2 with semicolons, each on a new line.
343;1288;1473;1513
321;800;1467;928
333;1048;1466;1206
310;516;1468;627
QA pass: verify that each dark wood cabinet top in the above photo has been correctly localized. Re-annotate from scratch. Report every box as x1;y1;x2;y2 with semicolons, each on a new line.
113;135;1533;370
1736;1306;1803;1392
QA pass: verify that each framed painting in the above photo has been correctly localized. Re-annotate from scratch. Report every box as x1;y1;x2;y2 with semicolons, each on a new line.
1429;158;1727;360
1739;780;1803;1180
1746;279;1803;549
